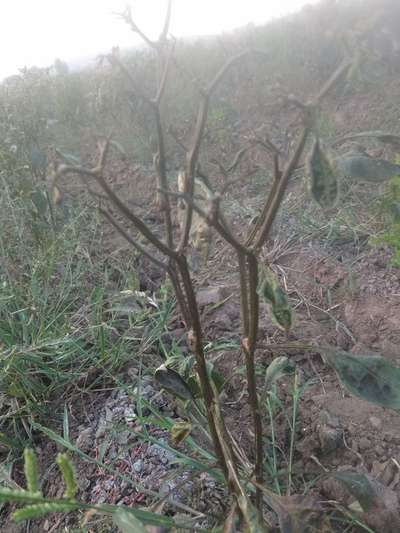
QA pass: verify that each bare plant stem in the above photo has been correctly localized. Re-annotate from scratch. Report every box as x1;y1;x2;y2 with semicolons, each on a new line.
175;255;230;474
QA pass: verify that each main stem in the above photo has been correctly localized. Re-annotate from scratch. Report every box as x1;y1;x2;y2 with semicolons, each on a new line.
240;252;264;514
176;255;229;478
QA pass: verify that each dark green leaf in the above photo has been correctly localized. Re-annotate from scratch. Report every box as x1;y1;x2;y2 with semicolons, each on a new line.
154;364;193;400
332;471;377;511
258;266;279;305
308;137;338;207
271;305;293;333
321;347;400;409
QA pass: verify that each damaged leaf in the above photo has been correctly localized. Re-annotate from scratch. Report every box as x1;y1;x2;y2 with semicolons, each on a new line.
154;364;194;401
307;137;338;208
332;471;377;511
321;347;400;409
170;421;192;445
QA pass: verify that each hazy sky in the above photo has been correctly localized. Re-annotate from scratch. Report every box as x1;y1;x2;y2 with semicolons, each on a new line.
0;0;318;79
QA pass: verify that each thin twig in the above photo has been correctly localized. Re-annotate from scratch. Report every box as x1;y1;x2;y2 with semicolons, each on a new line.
99;207;168;272
180;50;267;252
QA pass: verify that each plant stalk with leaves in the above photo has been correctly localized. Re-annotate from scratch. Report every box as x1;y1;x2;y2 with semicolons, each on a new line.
48;3;358;528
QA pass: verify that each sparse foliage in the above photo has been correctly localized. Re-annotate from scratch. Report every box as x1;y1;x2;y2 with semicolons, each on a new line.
2;1;400;531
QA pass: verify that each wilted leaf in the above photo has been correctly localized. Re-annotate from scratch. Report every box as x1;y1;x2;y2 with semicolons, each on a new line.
259;274;294;333
255;484;332;533
260;278;276;305
258;266;279;305
336;152;400;182
271;305;293;333
154;364;194;400
170;421;192;445
321;347;400;409
113;509;146;533
165;355;224;398
307;137;338;207
265;356;296;391
332;472;377;511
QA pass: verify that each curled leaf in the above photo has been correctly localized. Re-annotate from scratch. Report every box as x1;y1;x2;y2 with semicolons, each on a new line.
321;347;400;409
165;355;224;398
274;287;289;307
170;421;192;445
307;137;338;207
265;356;296;391
258;266;279;305
271;306;293;332
154;364;194;400
260;278;276;305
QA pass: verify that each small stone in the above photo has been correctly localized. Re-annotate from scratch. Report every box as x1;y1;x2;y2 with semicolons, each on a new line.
124;406;136;423
78;476;91;490
369;416;382;430
375;445;385;456
75;427;94;453
318;425;343;454
358;437;371;452
133;459;144;473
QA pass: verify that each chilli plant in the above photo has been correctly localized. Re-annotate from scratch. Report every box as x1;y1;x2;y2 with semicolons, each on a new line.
3;2;400;532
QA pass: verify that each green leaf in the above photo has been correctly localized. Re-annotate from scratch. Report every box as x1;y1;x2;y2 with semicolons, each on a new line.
165;355;224;398
307;137;338;207
113;509;146;533
265;357;296;391
336;152;400;182
258;266;279;305
321;347;400;409
271;305;293;333
154;364;194;400
24;449;41;494
332;471;377;511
